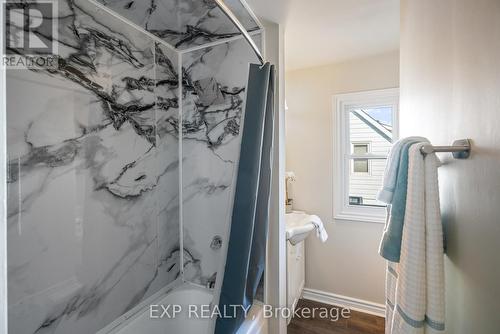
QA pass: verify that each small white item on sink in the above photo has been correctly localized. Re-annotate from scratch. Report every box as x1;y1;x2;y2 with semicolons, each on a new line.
285;172;297;213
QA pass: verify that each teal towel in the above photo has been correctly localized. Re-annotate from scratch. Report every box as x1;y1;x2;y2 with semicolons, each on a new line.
377;137;426;204
379;140;426;262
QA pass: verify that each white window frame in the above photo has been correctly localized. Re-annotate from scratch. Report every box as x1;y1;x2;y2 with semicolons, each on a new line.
333;88;399;224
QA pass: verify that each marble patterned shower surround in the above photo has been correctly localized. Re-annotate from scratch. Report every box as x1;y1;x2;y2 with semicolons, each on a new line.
97;0;260;50
6;1;180;333
5;0;263;332
181;35;262;285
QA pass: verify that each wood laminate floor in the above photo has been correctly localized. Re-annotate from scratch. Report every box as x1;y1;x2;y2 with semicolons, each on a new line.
287;299;385;334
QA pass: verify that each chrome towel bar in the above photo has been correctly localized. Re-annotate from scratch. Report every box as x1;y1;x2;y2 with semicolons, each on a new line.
420;139;471;159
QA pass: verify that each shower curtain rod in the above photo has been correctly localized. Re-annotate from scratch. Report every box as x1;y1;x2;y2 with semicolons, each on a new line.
214;0;265;65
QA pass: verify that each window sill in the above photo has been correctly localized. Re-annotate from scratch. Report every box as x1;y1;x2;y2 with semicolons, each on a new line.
334;212;386;224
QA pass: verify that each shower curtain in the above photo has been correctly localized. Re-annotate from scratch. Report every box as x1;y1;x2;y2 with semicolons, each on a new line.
215;63;275;334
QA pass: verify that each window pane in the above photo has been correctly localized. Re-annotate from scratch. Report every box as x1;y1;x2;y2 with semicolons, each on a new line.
349;158;387;207
349;107;394;156
353;144;368;154
348;106;393;207
353;159;368;173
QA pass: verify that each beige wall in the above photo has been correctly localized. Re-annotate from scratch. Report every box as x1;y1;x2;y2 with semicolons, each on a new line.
400;0;500;332
262;19;287;334
285;51;399;304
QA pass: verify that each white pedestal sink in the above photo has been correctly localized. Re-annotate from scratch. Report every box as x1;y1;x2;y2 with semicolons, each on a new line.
285;211;317;245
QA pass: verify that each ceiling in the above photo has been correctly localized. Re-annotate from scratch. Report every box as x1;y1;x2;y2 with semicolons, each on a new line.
245;0;400;71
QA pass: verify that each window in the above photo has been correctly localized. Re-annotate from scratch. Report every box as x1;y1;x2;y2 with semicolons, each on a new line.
333;88;399;223
349;196;363;205
352;143;369;173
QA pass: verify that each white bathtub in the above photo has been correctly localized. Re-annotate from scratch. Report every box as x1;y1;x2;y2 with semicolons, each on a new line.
100;283;266;334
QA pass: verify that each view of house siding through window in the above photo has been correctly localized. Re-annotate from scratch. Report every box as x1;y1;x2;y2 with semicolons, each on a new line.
348;107;393;206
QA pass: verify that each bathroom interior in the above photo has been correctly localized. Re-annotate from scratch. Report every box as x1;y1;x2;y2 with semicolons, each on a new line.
1;0;500;334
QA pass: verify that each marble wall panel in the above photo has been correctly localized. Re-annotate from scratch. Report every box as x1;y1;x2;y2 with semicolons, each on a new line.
97;0;260;50
181;35;261;286
6;1;180;333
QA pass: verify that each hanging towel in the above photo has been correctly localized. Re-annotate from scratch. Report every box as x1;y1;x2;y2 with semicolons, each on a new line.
379;138;429;262
310;215;328;243
377;137;427;204
386;143;445;334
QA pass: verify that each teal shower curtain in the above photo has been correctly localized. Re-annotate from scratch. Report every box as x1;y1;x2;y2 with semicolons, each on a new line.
215;63;275;334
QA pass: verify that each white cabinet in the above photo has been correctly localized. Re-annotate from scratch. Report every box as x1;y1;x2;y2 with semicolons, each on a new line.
285;211;327;324
286;239;305;324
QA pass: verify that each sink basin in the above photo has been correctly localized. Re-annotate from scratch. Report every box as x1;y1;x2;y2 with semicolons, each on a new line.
285;211;316;245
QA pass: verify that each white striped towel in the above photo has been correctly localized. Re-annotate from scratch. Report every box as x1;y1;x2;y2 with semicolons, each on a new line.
385;143;445;334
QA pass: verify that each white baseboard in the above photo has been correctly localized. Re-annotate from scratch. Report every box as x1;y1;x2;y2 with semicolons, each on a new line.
302;288;385;318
